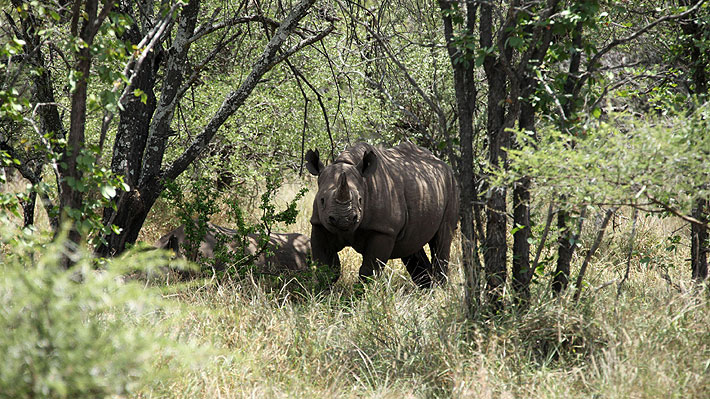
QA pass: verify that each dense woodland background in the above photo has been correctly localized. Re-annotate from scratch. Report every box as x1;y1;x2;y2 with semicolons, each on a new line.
1;0;709;397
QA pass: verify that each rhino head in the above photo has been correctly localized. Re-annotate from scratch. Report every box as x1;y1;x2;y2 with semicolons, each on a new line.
305;148;378;233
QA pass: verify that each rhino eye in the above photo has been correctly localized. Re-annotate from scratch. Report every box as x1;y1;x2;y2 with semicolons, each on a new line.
358;197;362;204
320;197;325;206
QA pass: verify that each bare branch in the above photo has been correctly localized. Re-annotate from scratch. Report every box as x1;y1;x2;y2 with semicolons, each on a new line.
357;19;448;138
176;29;243;100
573;207;617;302
617;207;639;297
162;0;321;182
576;0;708;96
269;24;335;68
646;193;709;228
286;60;336;163
531;202;556;274
189;14;280;44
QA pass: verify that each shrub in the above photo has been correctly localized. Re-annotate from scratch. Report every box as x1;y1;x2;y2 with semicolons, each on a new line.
0;222;180;399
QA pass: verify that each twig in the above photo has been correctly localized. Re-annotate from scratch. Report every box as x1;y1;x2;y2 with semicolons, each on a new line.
617;207;638;297
594;278;618;293
268;25;335;70
573;207;617;302
287;61;336;163
189;14;280;44
646;193;708;228
531;202;555;273
287;60;310;176
575;0;707;96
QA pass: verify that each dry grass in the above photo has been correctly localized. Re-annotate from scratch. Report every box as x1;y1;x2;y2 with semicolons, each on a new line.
3;173;707;398
133;180;709;399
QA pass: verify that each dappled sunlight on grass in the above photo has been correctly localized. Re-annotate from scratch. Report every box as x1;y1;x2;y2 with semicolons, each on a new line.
132;186;709;398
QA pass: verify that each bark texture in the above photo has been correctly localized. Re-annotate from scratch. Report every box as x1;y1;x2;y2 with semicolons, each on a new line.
480;2;511;307
438;0;480;311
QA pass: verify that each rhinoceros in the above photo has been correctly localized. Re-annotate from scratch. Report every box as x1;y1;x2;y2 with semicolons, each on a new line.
305;142;459;287
155;223;311;273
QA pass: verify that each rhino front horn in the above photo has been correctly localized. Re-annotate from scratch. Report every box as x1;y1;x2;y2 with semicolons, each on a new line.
335;173;351;202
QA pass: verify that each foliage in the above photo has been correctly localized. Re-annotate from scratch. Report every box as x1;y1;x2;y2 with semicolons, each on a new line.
63;147;131;245
162;174;307;278
501;104;710;215
0;221;184;399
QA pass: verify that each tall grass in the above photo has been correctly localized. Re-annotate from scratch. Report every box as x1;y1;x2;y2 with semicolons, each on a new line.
2;174;707;398
136;183;709;398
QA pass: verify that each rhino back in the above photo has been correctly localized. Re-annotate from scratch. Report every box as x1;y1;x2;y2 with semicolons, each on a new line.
247;232;311;271
353;142;457;257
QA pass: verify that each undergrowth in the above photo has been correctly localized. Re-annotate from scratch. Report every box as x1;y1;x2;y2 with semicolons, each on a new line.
138;262;709;398
1;181;708;398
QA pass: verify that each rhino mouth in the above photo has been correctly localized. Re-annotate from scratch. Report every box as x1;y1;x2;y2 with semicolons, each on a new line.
328;217;358;231
327;212;359;232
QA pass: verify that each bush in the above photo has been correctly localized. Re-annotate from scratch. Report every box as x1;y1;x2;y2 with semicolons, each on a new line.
0;222;181;399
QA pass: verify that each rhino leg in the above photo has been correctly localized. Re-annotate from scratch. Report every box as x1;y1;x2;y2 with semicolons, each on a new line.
359;233;395;281
429;231;453;285
401;248;433;288
311;224;343;283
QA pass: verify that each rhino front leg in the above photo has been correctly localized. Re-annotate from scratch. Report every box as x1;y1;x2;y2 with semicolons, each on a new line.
311;224;343;283
359;233;395;281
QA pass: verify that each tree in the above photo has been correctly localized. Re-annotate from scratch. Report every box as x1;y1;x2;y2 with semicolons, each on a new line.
438;0;480;311
677;0;709;281
98;0;332;256
1;0;332;260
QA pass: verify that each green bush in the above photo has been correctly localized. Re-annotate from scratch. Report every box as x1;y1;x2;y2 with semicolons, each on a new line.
0;222;181;399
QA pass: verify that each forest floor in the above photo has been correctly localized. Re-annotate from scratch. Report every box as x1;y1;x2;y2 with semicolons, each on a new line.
132;179;710;399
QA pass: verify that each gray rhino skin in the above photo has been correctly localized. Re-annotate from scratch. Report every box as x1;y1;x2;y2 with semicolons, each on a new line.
305;142;459;287
155;223;311;273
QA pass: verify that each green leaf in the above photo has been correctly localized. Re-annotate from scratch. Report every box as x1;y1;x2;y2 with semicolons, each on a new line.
101;185;117;199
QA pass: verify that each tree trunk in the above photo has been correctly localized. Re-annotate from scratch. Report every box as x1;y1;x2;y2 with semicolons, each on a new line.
99;181;162;255
512;177;531;298
59;3;99;257
97;2;173;257
508;1;559;301
512;101;534;299
9;0;64;230
552;18;584;292
439;0;480;313
21;190;37;228
480;2;513;308
680;0;709;281
552;210;573;293
691;199;708;280
54;0;114;265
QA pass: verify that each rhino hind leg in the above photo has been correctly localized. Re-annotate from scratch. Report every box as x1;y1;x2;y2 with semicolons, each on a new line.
429;231;453;285
401;248;433;288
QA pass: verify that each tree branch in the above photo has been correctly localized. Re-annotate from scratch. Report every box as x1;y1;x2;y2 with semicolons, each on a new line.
573;207;617;302
575;0;708;96
617;206;638;297
269;24;335;68
97;2;180;160
162;0;321;182
286;60;336;163
189;14;280;44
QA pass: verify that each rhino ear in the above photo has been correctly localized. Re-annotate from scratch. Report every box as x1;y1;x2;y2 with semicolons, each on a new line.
167;234;180;255
305;149;324;176
357;150;378;178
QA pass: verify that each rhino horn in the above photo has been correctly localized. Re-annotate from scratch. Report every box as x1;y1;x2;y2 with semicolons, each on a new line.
335;173;351;202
